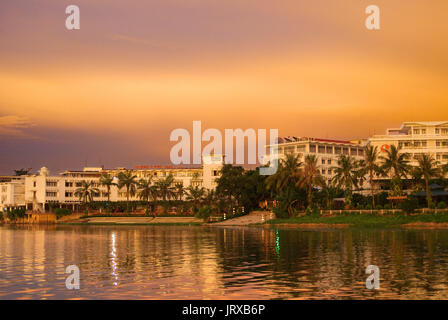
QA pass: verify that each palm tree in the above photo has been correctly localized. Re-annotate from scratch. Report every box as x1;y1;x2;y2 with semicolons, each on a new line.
443;163;448;176
303;154;324;208
409;167;424;192
359;145;383;209
155;174;175;202
415;154;442;207
379;145;410;195
137;177;154;215
322;182;340;210
74;180;99;214
331;154;360;208
186;185;206;212
266;153;303;193
174;182;184;201
99;173;116;202
266;153;304;216
117;171;138;213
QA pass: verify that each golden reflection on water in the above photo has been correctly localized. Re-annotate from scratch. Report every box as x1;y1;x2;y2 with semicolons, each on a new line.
1;225;448;299
110;232;118;286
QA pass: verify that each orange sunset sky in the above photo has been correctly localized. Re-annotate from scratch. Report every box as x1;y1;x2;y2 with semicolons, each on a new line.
1;0;448;173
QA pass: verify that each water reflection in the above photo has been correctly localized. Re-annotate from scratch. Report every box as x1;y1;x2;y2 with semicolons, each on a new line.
110;232;118;286
1;225;448;299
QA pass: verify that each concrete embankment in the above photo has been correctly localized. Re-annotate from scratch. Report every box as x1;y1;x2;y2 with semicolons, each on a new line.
212;211;275;226
63;216;204;225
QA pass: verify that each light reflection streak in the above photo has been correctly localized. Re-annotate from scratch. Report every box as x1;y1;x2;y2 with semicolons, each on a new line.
111;232;119;286
275;229;280;259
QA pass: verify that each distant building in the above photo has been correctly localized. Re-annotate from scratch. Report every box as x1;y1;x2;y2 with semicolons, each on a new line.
265;136;366;184
368;121;448;167
0;178;25;211
20;156;223;212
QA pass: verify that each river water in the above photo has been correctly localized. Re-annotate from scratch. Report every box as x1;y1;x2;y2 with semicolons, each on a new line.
1;225;448;299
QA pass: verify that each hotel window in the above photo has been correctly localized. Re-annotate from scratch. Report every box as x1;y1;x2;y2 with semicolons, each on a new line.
436;128;440;134
46;191;57;197
421;129;426;134
321;159;325;165
350;148;357;155
343;147;349;155
421;141;427;147
413;141;421;147
318;146;325;153
413;129;420;135
327;169;331;175
443;129;448;135
309;144;316;153
297;146;306;152
443;154;448;160
65;192;73;197
327;159;331;165
321;169;326;175
46;181;57;187
75;182;82;187
213;170;219;176
65;182;73;187
284;146;295;154
33;181;36;187
326;146;333;154
334;147;341;154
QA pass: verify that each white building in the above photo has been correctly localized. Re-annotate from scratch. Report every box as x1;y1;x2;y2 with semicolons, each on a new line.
368;121;448;167
0;178;25;211
21;156;223;212
265;136;366;184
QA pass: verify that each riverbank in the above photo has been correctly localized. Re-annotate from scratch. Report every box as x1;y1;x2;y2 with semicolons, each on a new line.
62;216;204;226
265;214;448;229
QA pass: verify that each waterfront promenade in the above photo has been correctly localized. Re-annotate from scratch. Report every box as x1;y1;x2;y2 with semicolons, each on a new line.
213;211;275;226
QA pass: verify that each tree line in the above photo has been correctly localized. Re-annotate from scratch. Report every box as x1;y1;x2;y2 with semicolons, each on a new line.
71;144;448;218
265;145;448;217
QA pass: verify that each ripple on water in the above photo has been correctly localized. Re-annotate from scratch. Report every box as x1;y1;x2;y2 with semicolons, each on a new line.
2;226;448;299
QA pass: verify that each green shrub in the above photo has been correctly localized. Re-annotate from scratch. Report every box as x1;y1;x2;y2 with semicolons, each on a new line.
365;204;373;210
437;202;447;209
429;203;436;209
195;206;213;220
6;208;26;221
401;198;418;214
54;208;72;219
305;206;320;217
375;204;383;210
384;204;391;210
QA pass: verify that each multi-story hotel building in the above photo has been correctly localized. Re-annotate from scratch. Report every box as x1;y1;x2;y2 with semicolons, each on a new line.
0;178;25;211
2;122;448;211
265;136;366;184
368;121;448;167
1;155;223;212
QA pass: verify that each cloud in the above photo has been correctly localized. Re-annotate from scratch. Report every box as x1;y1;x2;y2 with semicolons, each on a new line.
0;115;36;138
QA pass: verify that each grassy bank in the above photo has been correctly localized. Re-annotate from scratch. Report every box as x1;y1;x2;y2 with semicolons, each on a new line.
266;213;448;228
